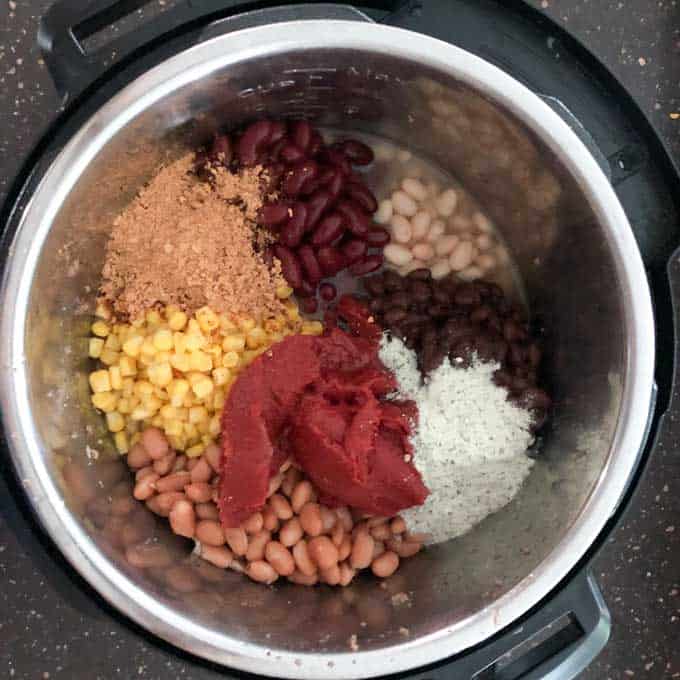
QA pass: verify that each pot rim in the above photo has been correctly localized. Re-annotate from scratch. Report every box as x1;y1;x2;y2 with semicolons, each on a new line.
0;19;655;679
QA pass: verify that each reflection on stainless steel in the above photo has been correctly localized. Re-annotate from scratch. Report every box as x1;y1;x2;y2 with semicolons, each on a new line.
0;21;655;679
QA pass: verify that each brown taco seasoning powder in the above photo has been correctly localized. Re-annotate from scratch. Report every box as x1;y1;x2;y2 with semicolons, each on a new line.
99;153;286;320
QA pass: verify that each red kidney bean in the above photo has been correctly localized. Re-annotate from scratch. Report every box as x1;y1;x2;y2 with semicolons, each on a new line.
296;278;316;298
311;213;345;247
365;227;390;247
210;134;232;164
282;160;318;196
305;190;333;230
268;138;288;163
292;120;313;151
317;246;347;276
280;143;306;164
324;148;352;175
298;245;323;284
279;203;308;248
273;244;303;289
299;177;321;196
308;132;323;157
260;202;290;227
341;139;374;165
319;282;337;302
266;162;286;189
341;238;368;264
326;168;345;200
349;253;383;275
318;166;336;185
269;120;287;145
299;297;318;314
336;201;369;237
346;183;378;214
238;120;273;166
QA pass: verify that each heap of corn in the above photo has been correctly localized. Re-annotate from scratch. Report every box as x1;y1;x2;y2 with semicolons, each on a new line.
88;287;323;456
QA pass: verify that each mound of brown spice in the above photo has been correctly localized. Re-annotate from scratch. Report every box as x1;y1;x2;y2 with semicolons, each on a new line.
99;153;286;321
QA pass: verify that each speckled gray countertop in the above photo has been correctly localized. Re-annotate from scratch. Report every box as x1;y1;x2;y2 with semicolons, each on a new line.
0;1;678;678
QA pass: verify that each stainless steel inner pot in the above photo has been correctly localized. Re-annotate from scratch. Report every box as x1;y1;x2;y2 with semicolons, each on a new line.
0;19;656;679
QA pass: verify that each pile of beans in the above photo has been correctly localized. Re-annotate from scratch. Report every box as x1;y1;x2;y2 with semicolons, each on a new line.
363;270;552;428
124;426;423;586
376;177;502;282
204;121;389;313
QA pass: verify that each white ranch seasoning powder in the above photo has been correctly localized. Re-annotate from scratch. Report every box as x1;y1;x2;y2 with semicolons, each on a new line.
379;335;535;545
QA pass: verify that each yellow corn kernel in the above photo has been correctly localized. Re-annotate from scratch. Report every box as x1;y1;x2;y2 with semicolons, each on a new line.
185;332;206;352
164;419;184;437
276;284;294;299
146;310;162;326
122;335;144;358
130;406;151;421
187;319;201;334
183;394;195;408
170;352;190;373
114;431;129;454
212;367;231;386
189;405;209;424
168;310;188;331
246;327;267;349
91;392;117;412
106;411;125;432
222;350;240;369
168;434;187;451
141;337;157;356
89;370;111;393
268;332;284;345
153;328;174;351
208;414;221;437
108;365;123;391
301;320;324;336
188;350;212;372
150;415;164;428
173;332;188;354
136;353;154;368
196;306;220;333
237;316;256;332
284;300;300;321
168;378;189;404
160;404;177;419
99;349;120;366
119;356;137;377
95;303;112;320
91;320;110;337
264;318;283;334
184;421;199;439
154;386;168;400
133;380;154;398
175;406;189;420
191;376;214;400
205;343;222;359
104;334;121;352
130;431;141;446
213;388;226;411
222;334;246;352
89;338;104;359
117;398;132;414
148;361;173;387
155;351;172;364
142;394;163;413
121;377;135;396
219;314;238;333
186;443;205;458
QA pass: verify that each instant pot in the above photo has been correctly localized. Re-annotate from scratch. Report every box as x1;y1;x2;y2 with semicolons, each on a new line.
1;1;679;678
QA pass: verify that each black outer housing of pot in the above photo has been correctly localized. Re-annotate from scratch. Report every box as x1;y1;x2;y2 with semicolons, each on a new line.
1;1;679;678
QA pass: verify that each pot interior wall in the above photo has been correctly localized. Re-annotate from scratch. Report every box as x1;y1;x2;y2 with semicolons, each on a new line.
23;47;625;655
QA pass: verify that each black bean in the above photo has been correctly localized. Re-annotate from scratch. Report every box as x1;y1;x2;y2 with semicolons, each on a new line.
384;308;408;325
387;292;412;310
364;276;385;297
528;343;542;368
383;270;404;292
432;287;451;306
410;280;432;304
454;283;482;306
407;268;433;282
503;319;528;343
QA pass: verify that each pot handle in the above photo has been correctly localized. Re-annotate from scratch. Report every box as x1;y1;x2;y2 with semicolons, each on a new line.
37;0;417;103
407;570;610;680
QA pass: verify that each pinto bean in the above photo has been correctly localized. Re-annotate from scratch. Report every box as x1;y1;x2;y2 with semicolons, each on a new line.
169;500;196;538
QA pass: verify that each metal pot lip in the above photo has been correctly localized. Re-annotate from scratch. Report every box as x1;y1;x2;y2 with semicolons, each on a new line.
0;19;655;679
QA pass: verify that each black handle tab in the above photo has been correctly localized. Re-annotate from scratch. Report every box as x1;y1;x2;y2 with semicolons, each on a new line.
38;0;416;103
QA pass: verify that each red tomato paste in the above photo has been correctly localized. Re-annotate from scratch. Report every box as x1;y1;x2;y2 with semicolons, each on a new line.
219;297;428;527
